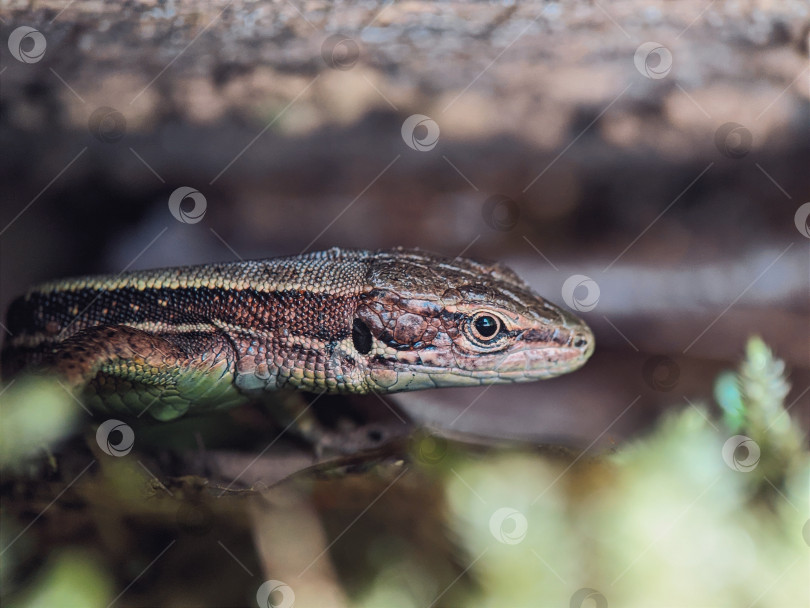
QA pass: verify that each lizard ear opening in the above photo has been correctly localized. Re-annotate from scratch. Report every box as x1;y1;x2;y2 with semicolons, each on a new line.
352;318;372;354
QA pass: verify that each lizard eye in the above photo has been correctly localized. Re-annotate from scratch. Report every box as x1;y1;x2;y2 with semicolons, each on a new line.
470;312;502;341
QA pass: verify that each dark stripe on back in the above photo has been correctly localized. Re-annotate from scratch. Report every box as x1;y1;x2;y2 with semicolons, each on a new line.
5;287;357;343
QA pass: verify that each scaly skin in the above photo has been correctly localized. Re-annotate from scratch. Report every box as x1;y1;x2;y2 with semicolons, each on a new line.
1;248;594;421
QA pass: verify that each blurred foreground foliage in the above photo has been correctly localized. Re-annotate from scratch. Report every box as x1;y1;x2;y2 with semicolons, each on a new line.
0;377;81;472
1;337;808;607
4;548;115;608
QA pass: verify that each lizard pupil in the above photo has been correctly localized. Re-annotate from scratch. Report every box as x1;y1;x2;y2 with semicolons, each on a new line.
352;318;372;354
474;315;499;338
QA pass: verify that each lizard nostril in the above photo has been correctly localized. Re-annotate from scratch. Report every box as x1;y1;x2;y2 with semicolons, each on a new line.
573;334;588;349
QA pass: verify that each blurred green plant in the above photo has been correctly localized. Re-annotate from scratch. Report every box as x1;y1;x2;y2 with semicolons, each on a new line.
0;378;109;607
0;376;81;472
714;336;804;487
8;549;114;608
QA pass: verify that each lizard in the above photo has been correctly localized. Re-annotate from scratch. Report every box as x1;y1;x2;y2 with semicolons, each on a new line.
0;247;594;427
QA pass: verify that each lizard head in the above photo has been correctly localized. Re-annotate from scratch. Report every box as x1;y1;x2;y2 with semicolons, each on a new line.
352;249;594;392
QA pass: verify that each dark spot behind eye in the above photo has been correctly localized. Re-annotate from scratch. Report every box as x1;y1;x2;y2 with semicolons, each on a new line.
352;318;372;354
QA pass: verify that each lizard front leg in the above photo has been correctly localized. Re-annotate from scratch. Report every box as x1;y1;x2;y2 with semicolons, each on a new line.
48;325;247;421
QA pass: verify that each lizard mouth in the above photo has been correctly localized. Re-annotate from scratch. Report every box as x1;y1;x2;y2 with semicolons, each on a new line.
379;342;594;388
492;344;593;379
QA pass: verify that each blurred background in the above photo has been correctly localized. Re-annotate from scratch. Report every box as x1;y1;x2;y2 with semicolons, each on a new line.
1;0;809;441
1;1;809;607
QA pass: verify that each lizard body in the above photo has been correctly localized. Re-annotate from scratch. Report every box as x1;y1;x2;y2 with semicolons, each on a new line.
1;248;594;421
